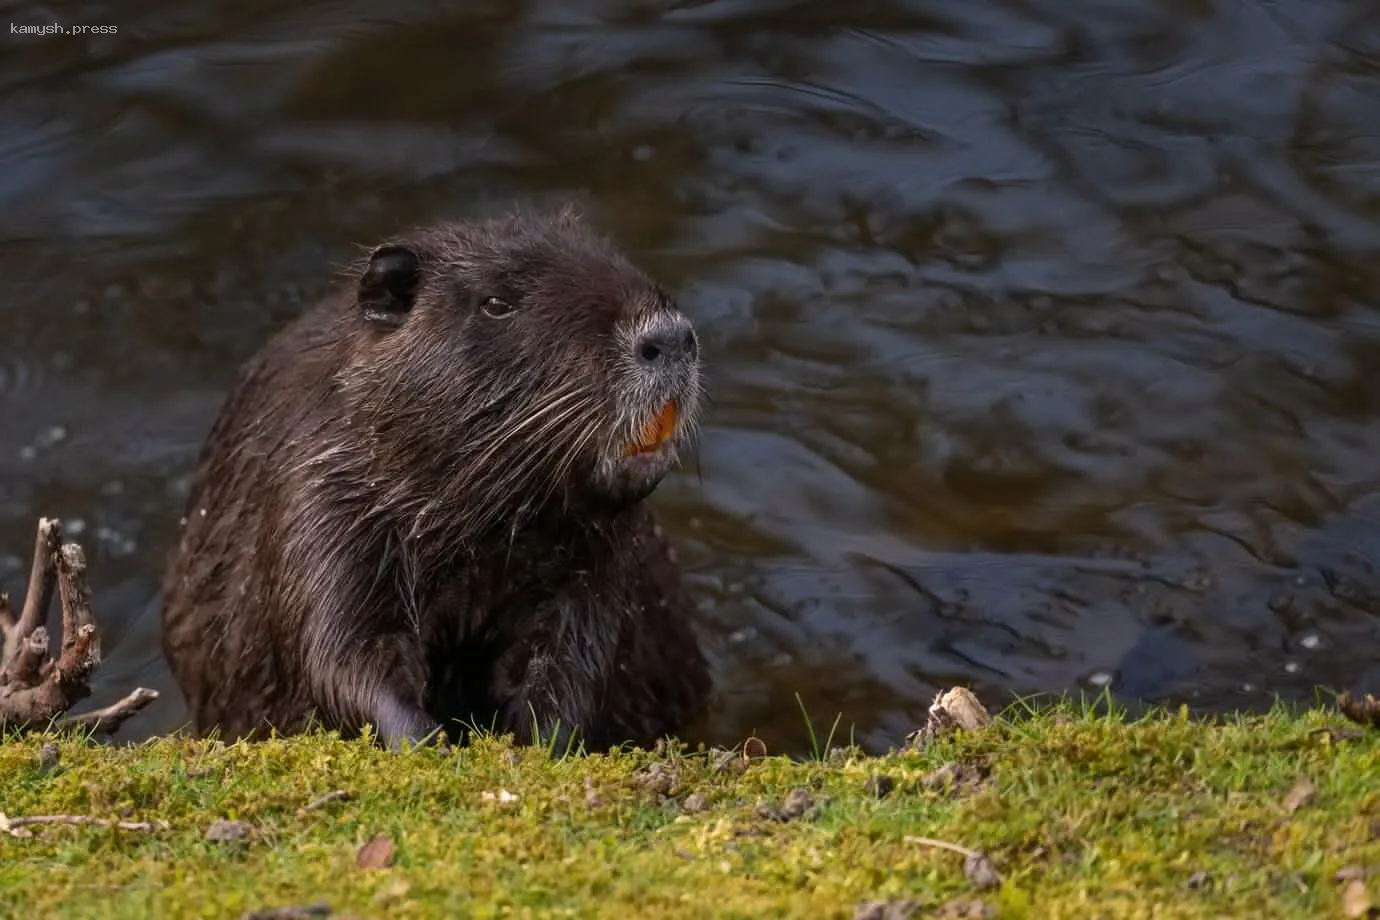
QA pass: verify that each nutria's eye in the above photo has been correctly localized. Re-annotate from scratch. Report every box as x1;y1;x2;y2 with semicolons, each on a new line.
482;297;515;319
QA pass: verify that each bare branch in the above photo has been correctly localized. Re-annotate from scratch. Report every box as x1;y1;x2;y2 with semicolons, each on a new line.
8;627;50;686
56;542;99;665
3;518;62;671
0;517;152;739
0;813;168;837
64;687;160;735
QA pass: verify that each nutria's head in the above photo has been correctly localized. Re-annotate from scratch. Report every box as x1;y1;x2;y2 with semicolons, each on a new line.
338;209;703;540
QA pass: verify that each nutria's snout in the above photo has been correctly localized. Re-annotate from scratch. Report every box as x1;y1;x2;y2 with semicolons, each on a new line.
634;313;698;367
602;308;703;503
626;310;700;406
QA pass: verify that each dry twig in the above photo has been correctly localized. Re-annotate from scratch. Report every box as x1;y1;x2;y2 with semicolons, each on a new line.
298;790;350;815
904;836;979;858
0;517;158;735
1;518;62;673
0;811;168;837
905;835;1004;890
66;687;161;734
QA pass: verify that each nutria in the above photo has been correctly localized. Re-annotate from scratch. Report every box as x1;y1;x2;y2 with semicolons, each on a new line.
159;208;711;751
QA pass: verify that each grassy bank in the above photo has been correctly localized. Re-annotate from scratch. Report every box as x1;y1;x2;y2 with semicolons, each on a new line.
1;698;1376;919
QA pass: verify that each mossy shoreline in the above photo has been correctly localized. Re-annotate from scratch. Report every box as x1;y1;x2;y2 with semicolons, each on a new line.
1;699;1376;919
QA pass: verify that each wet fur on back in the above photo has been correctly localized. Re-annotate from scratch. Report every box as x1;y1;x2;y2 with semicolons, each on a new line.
160;208;711;751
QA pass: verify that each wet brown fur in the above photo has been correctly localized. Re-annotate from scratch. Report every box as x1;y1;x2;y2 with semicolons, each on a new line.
159;208;710;751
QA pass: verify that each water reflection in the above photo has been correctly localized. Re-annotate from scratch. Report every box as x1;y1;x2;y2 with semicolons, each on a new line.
1;0;1378;754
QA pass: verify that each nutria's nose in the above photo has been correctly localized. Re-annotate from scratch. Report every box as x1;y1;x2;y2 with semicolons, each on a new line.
635;315;698;367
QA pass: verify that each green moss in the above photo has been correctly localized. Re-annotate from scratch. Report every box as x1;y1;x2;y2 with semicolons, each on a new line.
1;701;1375;919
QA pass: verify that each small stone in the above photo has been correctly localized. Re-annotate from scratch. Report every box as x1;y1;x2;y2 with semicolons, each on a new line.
635;763;677;797
781;788;814;819
853;900;920;920
755;802;784;822
205;819;253;844
36;743;60;772
934;900;996;919
680;792;708;814
921;761;988;796
962;851;1003;890
756;788;825;823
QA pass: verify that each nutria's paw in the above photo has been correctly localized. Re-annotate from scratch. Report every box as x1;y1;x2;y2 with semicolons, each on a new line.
371;700;445;752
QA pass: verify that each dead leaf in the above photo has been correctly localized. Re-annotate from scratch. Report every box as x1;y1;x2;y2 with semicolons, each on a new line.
1283;776;1317;814
356;832;395;869
1343;879;1373;918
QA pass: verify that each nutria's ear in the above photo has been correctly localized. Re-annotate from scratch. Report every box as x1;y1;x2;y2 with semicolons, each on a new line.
358;244;422;327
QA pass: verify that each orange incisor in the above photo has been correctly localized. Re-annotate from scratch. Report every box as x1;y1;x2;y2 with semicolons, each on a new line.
625;401;678;456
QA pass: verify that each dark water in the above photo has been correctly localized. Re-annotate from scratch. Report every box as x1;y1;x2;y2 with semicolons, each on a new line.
2;0;1379;755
